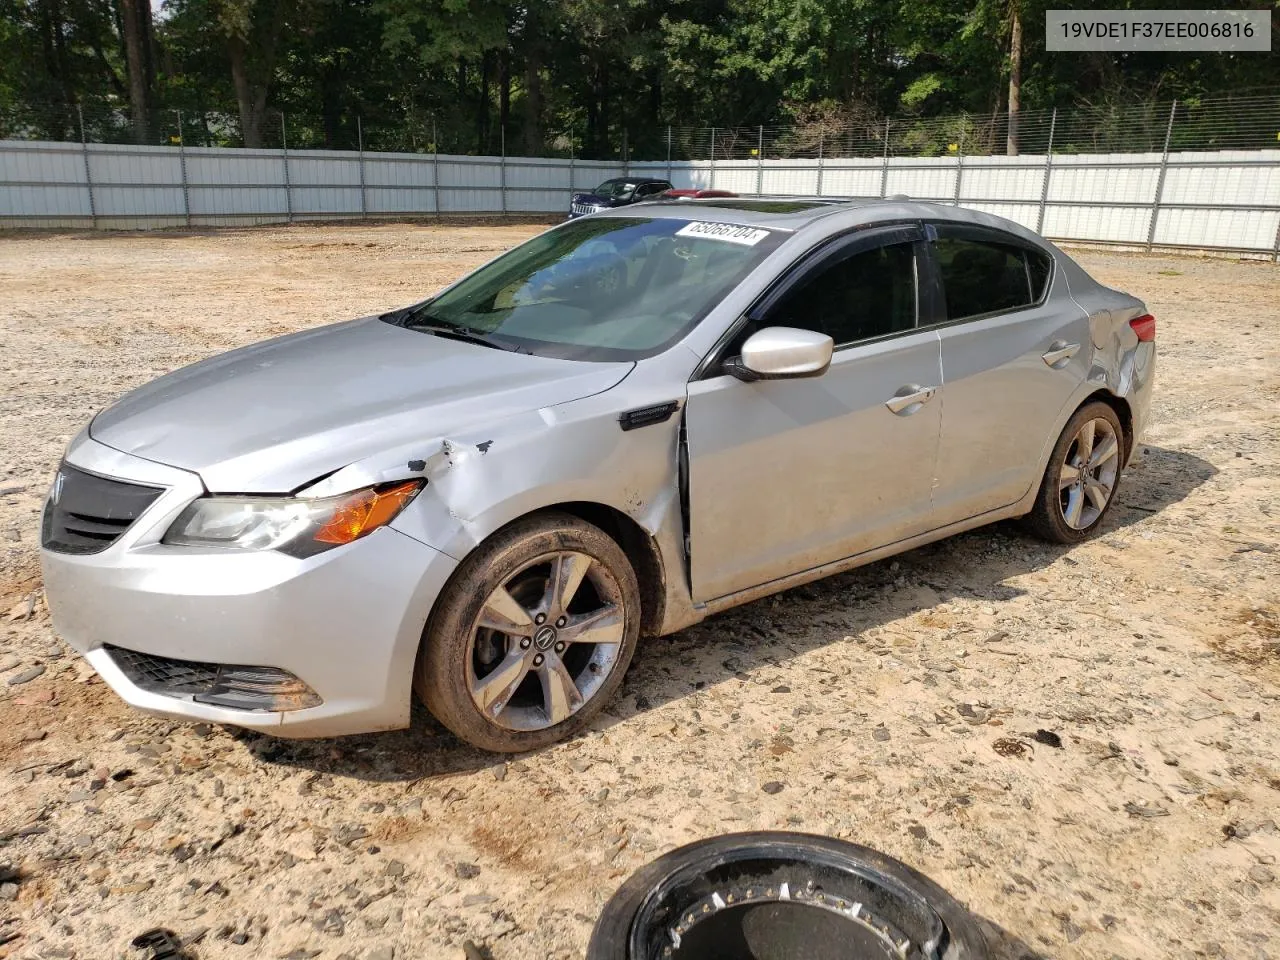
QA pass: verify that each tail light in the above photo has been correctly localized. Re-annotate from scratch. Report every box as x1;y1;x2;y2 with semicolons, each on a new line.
1129;314;1156;342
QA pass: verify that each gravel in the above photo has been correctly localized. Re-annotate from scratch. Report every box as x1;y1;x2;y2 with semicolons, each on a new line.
5;665;44;686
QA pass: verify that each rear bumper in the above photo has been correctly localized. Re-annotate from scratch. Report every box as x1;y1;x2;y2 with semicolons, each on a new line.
1127;341;1156;458
40;436;458;738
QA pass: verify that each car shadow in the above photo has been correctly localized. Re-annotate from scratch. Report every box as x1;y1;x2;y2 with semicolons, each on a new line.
607;441;1213;719
240;443;1214;783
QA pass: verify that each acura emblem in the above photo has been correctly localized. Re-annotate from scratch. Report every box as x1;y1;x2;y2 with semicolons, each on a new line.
533;625;557;651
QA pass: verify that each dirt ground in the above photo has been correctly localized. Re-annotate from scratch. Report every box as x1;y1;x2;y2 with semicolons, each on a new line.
0;221;1277;960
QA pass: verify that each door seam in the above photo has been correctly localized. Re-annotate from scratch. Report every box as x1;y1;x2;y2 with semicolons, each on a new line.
931;329;944;506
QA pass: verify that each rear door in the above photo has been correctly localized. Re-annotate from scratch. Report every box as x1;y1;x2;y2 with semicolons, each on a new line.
684;225;944;602
927;224;1090;525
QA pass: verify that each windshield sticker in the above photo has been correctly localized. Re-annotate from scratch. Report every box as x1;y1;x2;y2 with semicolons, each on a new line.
674;222;772;246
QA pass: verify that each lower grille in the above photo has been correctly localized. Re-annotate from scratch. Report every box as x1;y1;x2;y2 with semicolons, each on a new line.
41;463;163;555
571;202;601;216
104;644;322;712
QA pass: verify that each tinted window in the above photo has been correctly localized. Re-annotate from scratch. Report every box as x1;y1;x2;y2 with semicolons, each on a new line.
935;237;1042;319
1026;247;1053;299
594;179;637;198
388;217;784;361
765;242;917;346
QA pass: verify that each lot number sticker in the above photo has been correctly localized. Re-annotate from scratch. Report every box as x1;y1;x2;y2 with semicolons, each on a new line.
674;222;772;246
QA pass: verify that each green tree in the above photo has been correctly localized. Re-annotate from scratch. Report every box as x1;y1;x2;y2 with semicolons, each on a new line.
3;0;1278;154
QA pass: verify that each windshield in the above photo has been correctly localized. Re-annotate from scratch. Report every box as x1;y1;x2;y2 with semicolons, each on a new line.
594;179;637;198
388;217;785;361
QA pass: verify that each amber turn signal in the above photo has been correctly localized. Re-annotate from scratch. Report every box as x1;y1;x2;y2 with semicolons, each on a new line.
313;480;424;545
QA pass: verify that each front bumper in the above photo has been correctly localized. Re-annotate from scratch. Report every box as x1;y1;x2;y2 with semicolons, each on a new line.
40;436;457;738
568;201;608;219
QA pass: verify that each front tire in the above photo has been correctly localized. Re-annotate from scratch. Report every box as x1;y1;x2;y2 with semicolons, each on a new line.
415;512;641;753
1024;400;1125;544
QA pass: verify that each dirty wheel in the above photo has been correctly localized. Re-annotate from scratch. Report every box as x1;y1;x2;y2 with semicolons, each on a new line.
1024;400;1124;544
588;832;987;959
416;512;640;753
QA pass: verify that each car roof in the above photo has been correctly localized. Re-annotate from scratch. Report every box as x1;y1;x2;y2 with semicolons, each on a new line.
598;176;670;185
593;196;1053;246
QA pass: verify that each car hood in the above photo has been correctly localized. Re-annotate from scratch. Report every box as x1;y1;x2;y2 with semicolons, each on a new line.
90;317;632;493
572;193;625;207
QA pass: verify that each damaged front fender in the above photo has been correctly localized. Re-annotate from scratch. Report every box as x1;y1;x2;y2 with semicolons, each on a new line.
302;392;683;565
285;354;704;638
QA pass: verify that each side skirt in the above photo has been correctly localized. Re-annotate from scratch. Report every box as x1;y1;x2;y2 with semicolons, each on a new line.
698;499;1032;617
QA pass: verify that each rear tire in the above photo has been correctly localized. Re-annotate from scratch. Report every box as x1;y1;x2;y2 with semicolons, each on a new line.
1024;400;1125;544
415;512;641;753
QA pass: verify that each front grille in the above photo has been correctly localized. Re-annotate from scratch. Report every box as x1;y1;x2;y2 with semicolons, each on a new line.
41;463;163;555
571;202;601;216
105;644;321;712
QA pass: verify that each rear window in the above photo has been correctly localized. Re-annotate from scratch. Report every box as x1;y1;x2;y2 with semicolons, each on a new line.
935;237;1051;320
634;182;671;196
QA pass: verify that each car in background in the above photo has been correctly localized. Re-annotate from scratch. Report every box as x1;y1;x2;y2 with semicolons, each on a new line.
41;198;1155;753
569;178;672;218
660;188;738;199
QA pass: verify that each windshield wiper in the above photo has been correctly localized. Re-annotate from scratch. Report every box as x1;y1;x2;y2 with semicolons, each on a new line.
416;324;516;352
398;309;527;354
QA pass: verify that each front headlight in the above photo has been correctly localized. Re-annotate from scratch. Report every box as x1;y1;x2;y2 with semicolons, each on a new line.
162;480;423;558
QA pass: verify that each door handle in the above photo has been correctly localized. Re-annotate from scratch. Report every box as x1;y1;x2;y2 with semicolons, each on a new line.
884;384;937;416
1042;341;1080;368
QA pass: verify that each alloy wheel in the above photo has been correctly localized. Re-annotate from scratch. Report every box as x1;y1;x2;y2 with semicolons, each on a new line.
466;551;626;731
1058;416;1120;530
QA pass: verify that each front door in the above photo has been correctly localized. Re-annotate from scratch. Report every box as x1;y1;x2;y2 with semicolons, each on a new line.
684;226;944;603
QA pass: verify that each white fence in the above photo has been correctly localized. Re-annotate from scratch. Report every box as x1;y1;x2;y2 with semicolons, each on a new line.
2;138;1278;259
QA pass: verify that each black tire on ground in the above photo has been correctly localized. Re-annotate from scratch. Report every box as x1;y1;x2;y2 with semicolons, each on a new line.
415;511;641;753
1023;400;1125;545
588;832;988;960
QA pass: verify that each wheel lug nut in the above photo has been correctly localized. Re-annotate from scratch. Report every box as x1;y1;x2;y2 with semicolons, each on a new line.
535;613;546;625
555;641;566;653
533;653;544;667
520;637;531;649
555;616;567;628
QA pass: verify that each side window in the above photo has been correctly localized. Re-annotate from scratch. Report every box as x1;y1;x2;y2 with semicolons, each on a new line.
763;242;918;346
935;237;1038;320
1026;247;1053;299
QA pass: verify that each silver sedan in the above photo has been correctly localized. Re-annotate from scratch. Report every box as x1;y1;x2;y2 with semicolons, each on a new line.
40;199;1155;752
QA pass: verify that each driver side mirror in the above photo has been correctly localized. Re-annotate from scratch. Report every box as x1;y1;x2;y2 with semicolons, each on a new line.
724;327;834;382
